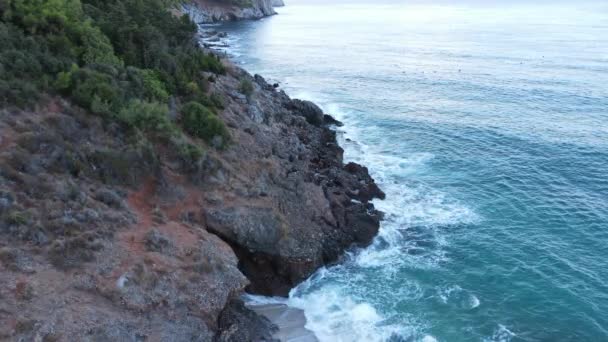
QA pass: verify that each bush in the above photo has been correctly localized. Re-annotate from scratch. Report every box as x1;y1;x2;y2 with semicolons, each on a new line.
69;68;122;115
2;0;233;150
209;93;225;109
140;69;169;102
2;0;226;110
117;100;175;135
76;21;122;66
239;79;254;97
5;211;29;226
181;101;230;147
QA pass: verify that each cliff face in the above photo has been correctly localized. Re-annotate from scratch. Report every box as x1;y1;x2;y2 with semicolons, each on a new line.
186;0;277;23
0;56;383;340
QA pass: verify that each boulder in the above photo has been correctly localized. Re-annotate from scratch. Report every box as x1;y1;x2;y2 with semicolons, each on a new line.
205;206;286;254
289;99;325;126
216;299;278;342
323;114;343;126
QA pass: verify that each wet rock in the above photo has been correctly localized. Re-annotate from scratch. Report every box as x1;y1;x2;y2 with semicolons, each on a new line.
323;114;343;127
216;299;278;342
289;99;325;126
345;203;383;245
254;74;274;91
344;162;386;201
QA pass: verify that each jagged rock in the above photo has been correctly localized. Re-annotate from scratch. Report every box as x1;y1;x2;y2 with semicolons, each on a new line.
289;99;325;126
323;114;343;127
216;299;279;342
184;0;277;24
206;206;285;254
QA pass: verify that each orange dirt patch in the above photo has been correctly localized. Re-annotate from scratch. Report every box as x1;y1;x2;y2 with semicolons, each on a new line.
164;187;204;222
120;178;156;253
114;175;208;284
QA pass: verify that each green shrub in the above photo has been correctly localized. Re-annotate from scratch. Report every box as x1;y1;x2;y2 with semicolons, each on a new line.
140;69;169;102
2;0;234;149
176;139;204;165
54;64;78;91
229;0;253;8
239;79;254;97
69;68;121;114
76;21;122;66
117;99;175;135
185;81;200;95
209;93;225;109
5;211;29;226
181;101;230;147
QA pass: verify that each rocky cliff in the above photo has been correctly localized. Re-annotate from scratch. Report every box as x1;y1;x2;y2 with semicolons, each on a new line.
186;0;277;23
0;53;383;340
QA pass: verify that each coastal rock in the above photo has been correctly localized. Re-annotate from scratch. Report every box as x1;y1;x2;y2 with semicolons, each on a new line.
194;58;385;296
206;206;286;254
272;0;285;7
289;99;325;126
217;299;279;342
185;0;277;23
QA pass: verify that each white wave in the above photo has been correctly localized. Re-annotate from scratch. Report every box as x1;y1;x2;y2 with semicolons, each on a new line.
282;100;480;341
287;285;417;342
484;324;516;342
436;285;481;310
437;285;463;304
242;293;288;305
469;294;481;309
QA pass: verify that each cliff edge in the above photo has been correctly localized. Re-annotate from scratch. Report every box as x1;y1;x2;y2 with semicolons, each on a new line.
186;0;278;23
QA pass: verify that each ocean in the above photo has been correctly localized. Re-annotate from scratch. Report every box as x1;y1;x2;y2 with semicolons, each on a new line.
206;1;608;340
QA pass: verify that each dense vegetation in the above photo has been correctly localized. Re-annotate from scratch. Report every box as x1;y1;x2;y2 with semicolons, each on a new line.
0;0;230;147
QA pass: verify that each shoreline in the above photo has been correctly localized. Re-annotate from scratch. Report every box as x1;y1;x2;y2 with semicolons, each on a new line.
207;53;386;340
193;13;386;342
247;300;318;342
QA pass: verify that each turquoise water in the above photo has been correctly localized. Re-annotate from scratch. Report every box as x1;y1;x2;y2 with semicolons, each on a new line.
210;1;608;341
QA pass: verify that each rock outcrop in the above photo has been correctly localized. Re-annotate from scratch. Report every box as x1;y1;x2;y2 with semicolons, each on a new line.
0;52;383;341
272;0;285;7
185;0;277;23
198;67;385;296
